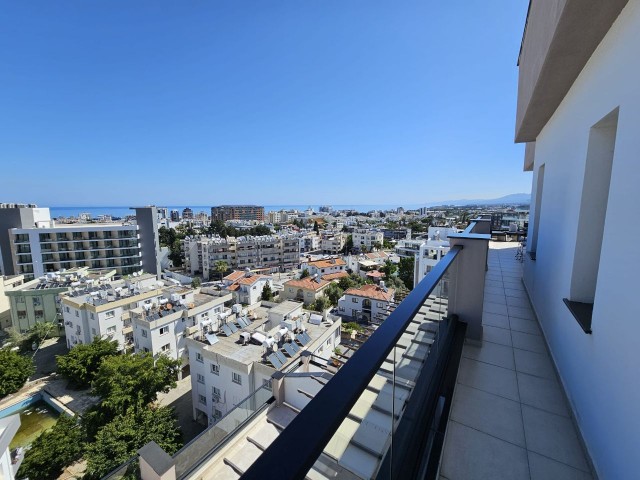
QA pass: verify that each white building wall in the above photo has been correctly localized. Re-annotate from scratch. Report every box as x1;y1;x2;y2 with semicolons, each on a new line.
523;4;640;478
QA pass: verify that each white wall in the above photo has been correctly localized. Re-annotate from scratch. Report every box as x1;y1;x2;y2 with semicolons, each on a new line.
524;3;640;478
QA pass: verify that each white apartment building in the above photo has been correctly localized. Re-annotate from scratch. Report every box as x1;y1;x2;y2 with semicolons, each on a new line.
351;229;384;249
0;275;25;331
131;288;231;374
337;284;395;324
413;239;450;287
0;205;161;281
222;270;273;306
515;2;640;477
186;300;341;425
320;233;345;255
301;257;347;278
183;234;301;280
60;272;162;350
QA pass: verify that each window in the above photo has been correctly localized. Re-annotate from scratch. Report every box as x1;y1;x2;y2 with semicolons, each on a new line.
17;296;25;304
65;306;70;313
352;298;358;303
75;310;79;317
141;329;148;338
160;343;170;352
529;163;545;256
92;328;97;336
210;364;220;375
105;310;115;318
17;310;27;320
90;312;94;319
32;296;42;307
212;386;221;396
159;326;169;335
106;326;116;334
213;408;222;419
144;347;150;352
197;373;205;384
232;373;242;385
566;108;619;334
377;302;384;308
196;352;204;363
198;394;207;405
34;310;44;319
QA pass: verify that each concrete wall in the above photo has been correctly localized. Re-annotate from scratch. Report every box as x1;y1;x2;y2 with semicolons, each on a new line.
523;3;640;477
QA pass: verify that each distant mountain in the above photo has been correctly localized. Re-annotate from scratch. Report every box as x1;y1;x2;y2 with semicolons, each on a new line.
426;193;530;207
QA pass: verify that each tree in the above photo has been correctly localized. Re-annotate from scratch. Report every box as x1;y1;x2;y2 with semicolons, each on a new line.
191;277;202;288
85;406;182;480
342;235;354;255
261;283;273;301
324;283;344;306
214;260;228;280
56;338;119;388
311;295;329;312
383;239;394;249
399;257;415;290
0;349;35;397
380;260;398;279
16;321;57;352
384;275;408;292
92;353;180;418
372;241;382;250
17;415;84;480
313;221;320;234
300;268;310;279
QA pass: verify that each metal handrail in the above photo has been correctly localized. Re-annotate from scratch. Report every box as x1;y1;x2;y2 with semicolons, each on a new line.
241;245;463;480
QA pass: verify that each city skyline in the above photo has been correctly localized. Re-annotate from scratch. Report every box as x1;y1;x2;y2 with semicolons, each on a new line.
1;1;530;206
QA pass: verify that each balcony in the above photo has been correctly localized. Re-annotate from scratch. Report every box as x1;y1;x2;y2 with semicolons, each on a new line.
105;220;593;480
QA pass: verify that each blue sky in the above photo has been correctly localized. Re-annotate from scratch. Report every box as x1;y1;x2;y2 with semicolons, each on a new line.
0;1;530;207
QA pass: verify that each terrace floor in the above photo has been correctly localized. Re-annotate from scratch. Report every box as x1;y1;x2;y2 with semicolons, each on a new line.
439;242;595;480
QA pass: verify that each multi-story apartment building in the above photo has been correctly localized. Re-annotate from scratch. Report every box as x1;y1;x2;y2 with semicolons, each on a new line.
320;232;345;255
183;234;301;280
170;210;180;222
5;267;107;334
351;229;384;249
186;300;341;425
267;210;282;224
211;205;265;222
0;205;160;281
182;207;194;220
0;274;25;331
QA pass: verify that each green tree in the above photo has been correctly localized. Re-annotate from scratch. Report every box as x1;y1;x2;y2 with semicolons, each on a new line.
300;268;310;279
380;260;398;279
214;260;228;280
399;257;415;290
372;241;382;250
169;238;183;267
261;282;273;301
17;415;84;480
324;283;344;306
311;295;329;312
85;406;182;480
191;277;202;288
92;354;180;418
56;338;119;388
0;349;35;397
382;239;394;249
18;321;57;352
384;275;408;292
342;235;354;254
313;221;320;234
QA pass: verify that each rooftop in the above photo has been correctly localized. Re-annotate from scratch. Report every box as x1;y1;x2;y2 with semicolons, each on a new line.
307;258;347;268
284;277;330;291
344;284;394;302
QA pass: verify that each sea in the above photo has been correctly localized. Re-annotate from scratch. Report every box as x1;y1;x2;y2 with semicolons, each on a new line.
49;204;424;219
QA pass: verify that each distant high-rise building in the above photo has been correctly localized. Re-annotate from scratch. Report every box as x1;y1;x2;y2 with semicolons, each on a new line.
182;207;194;220
211;205;265;222
170;210;180;222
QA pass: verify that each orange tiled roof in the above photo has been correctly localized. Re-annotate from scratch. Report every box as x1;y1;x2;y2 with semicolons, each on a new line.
308;258;346;268
365;270;385;278
224;271;245;282
285;277;330;291
322;271;349;281
236;275;268;286
344;284;394;301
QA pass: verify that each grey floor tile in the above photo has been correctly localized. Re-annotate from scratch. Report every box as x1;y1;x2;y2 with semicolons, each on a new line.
505;288;528;299
504;280;525;291
463;341;515;370
485;279;503;289
483;325;512;347
441;422;530;480
484;293;506;305
510;317;542;335
517;372;570;417
484;286;505;296
512;331;546;353
483;301;508;316
508;305;535;320
456;357;519;401
514;349;556;379
506;295;531;308
522;405;589;472
483;312;510;329
450;384;525;447
528;452;592;480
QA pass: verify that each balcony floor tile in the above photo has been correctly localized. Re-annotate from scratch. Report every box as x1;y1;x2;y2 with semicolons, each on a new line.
440;243;593;479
